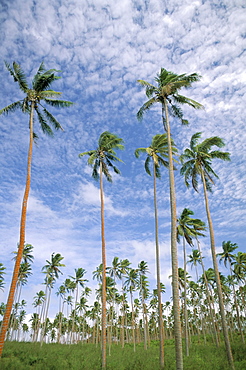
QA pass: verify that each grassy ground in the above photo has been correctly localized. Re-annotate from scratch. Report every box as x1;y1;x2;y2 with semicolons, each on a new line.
1;338;246;369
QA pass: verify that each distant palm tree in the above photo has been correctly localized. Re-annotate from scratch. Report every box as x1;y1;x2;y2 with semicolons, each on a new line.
137;68;203;370
69;268;88;342
137;261;150;350
79;131;124;369
180;132;234;369
12;244;34;264
217;241;244;343
0;62;72;357
124;268;139;352
187;249;203;282
232;252;246;283
41;253;65;344
177;208;205;357
0;264;6;292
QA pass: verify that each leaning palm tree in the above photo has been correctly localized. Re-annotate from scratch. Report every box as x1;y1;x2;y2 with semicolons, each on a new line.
135;133;177;368
137;68;203;370
79;131;124;369
0;62;72;356
180;132;234;369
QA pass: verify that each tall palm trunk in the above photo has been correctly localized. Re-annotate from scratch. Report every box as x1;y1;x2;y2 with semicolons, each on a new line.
163;100;183;370
182;237;189;356
201;171;234;370
153;161;165;369
130;290;136;352
0;102;34;357
100;161;107;369
196;239;220;347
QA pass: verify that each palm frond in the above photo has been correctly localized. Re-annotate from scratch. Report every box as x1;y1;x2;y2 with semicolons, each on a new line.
5;61;28;92
35;107;53;136
44;99;73;108
199;136;225;152
137;97;158;120
0;100;24;115
135;148;147;158
43;108;63;131
190;132;202;150
210;150;230;161
34;73;60;92
144;156;152;176
40;90;62;98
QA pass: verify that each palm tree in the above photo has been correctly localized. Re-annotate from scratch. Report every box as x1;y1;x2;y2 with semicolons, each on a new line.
217;241;244;343
232;252;246;283
124;268;139;352
0;264;6;292
40;253;65;344
79;131;124;368
176;208;205;357
137;261;150;350
135;133;177;368
69;268;88;343
0;62;72;356
12;243;34;264
187;250;203;282
137;68;203;370
180;132;234;369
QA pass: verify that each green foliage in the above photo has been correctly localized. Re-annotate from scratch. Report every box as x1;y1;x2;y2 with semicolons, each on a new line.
1;340;245;369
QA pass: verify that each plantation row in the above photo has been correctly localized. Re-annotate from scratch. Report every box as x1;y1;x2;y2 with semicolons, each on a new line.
1;242;246;349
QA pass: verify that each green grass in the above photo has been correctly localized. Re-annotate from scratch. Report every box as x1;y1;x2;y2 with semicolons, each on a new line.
0;339;245;369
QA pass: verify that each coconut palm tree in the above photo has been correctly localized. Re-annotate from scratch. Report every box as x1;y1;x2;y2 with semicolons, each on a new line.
180;132;234;369
135;133;177;368
12;243;34;264
187;250;203;282
0;264;6;292
232;252;246;283
177;208;205;357
69;268;88;343
0;62;72;356
79;131;124;368
217;241;244;343
40;253;65;344
124;268;139;352
137;68;203;370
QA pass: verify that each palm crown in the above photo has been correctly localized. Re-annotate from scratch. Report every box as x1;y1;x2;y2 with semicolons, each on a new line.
135;133;178;177
180;132;231;192
177;208;206;246
137;68;203;125
0;61;73;136
79;131;124;182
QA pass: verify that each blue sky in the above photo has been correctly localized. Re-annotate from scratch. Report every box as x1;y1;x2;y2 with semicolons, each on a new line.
0;0;245;320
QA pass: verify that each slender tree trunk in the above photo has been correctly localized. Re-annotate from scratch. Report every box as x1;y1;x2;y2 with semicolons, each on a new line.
0;102;34;357
130;291;136;352
229;265;245;343
201;171;234;370
100;161;107;369
153;162;165;369
163;100;183;369
182;237;189;356
196;238;220;346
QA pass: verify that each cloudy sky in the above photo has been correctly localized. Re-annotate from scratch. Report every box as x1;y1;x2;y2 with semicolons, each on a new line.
0;0;245;319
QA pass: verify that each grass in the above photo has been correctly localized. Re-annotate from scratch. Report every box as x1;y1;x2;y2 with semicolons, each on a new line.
0;338;245;369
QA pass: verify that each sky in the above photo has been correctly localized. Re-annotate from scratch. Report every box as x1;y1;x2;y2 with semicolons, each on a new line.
0;0;245;320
